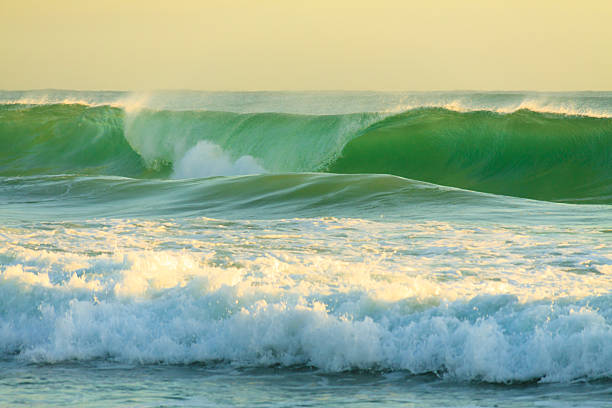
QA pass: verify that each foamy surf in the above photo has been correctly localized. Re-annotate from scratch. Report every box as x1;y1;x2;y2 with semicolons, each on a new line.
1;217;611;383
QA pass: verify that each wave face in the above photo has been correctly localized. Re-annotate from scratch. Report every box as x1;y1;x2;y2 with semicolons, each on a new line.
122;107;376;175
0;104;152;177
330;108;612;203
2;101;612;203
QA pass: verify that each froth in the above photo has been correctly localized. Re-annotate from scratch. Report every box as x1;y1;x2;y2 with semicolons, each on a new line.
1;218;611;382
172;141;266;178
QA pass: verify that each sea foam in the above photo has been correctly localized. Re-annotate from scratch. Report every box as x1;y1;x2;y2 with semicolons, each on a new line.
172;141;266;178
1;218;610;383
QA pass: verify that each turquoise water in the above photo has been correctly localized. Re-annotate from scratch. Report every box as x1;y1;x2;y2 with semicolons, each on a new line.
1;90;611;406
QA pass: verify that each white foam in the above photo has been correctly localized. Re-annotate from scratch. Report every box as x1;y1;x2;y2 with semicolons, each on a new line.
0;218;611;382
171;141;266;179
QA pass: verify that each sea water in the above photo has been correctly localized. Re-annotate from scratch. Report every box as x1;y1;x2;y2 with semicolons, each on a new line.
0;91;611;406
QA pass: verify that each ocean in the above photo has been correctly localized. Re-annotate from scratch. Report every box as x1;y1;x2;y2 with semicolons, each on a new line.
0;90;611;407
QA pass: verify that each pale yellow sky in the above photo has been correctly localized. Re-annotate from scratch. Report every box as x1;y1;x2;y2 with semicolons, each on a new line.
1;0;611;91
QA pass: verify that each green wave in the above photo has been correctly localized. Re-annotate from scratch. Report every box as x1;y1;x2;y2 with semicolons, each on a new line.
329;108;612;204
123;108;376;173
0;103;375;177
0;104;161;177
1;103;611;204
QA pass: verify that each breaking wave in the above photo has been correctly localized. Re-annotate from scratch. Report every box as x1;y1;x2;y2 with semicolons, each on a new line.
1;223;611;383
1;103;611;203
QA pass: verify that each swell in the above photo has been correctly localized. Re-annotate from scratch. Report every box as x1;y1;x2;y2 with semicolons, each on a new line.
2;103;612;204
0;174;506;220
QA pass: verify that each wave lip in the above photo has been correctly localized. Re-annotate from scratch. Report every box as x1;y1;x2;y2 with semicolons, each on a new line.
2;90;612;117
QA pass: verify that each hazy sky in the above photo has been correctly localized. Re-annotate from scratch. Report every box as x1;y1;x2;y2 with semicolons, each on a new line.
1;0;611;91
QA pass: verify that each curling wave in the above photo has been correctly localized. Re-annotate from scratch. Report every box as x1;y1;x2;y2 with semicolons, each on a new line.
1;103;611;203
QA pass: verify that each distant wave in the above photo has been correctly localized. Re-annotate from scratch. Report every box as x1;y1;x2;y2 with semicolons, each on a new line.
1;103;611;204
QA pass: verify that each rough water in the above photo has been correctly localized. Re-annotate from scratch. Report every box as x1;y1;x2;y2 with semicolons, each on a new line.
1;90;611;407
